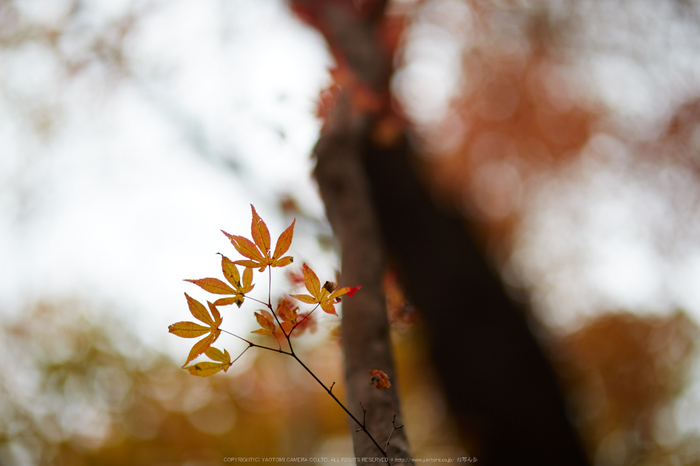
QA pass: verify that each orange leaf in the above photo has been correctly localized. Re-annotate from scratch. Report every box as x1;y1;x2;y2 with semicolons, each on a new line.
230;234;265;263
290;293;317;305
185;278;236;295
241;267;254;293
320;301;338;316
185;293;216;327
172;294;224;367
183;329;220;367
220;255;241;287
225;207;296;272
301;263;321;300
234;259;263;270
272;219;295;261
207;301;222;327
250;205;271;256
329;286;362;300
271;256;293;268
277;298;299;326
252;310;276;335
292;264;361;315
369;369;391;390
212;297;242;307
168;321;210;338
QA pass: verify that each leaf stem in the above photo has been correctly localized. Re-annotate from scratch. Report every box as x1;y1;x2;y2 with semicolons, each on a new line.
267;267;272;308
220;328;290;355
287;304;320;338
244;295;269;308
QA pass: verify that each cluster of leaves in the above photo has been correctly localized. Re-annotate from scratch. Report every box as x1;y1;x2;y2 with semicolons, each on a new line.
167;204;404;462
168;206;360;377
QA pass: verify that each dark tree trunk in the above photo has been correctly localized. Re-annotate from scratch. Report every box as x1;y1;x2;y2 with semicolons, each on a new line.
293;1;590;464
362;128;590;466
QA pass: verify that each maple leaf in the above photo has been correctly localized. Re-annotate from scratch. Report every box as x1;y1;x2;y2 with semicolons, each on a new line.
185;256;255;308
184;347;233;377
276;298;300;334
369;369;391;390
252;309;276;335
290;263;361;315
222;205;295;272
169;293;222;367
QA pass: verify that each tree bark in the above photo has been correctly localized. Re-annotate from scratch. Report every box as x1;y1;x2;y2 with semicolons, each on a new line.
313;94;413;464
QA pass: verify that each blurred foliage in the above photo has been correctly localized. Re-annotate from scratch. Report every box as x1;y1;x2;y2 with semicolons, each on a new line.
4;300;698;464
0;299;467;465
0;299;349;464
393;1;700;463
401;0;700;258
556;311;700;465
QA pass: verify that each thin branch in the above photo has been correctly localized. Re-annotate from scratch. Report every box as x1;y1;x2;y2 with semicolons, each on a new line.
220;328;291;355
290;354;390;462
287;304;319;338
243;295;269;308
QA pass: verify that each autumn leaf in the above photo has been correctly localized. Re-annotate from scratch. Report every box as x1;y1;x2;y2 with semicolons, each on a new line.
290;263;361;315
186;256;254;308
184;277;235;295
369;369;391;390
222;205;295;272
169;293;222;367
184;347;232;377
252;309;276;335
276;298;299;334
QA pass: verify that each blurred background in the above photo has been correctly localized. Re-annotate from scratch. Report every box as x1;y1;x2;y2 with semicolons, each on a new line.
2;0;700;464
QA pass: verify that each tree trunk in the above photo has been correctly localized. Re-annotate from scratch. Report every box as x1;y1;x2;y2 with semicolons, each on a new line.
313;94;413;464
295;1;589;464
362;130;591;465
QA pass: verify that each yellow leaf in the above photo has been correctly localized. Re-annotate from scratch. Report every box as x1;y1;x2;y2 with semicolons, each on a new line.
213;296;243;307
241;267;254;293
183;329;220;367
168;321;210;338
185;361;229;377
301;263;321;300
234;259;263;270
277;299;299;325
320;301;338;316
220;255;241;287
252;310;275;335
271;256;294;268
204;346;230;364
292;265;361;315
225;207;295;271
230;235;266;269
207;301;222;327
290;294;317;304
185;278;236;295
272;219;295;261
185;293;215;326
250;205;271;256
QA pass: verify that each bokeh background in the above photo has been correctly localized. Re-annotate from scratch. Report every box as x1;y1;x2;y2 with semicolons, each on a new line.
2;0;700;464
